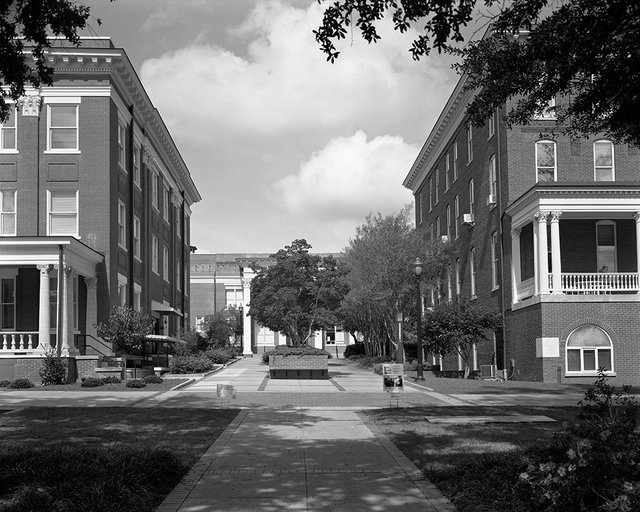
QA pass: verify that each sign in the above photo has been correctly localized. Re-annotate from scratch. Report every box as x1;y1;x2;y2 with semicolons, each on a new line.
382;363;404;392
216;384;237;399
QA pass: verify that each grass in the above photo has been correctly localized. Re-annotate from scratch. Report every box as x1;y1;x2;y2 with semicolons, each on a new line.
0;379;189;392
0;407;238;511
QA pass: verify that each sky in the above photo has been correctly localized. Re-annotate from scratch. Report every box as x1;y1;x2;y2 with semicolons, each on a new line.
80;0;467;254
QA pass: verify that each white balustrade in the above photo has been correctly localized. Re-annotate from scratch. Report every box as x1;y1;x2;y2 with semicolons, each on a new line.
0;332;38;351
559;273;640;294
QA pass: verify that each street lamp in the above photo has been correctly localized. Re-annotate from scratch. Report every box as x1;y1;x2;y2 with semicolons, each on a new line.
413;257;425;381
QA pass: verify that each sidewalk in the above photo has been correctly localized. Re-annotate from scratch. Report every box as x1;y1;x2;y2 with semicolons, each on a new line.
155;357;455;511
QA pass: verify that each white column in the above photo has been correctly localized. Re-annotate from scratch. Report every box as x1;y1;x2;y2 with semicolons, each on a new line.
61;266;74;355
241;272;254;357
549;211;563;294
533;219;539;295
37;265;51;352
511;228;522;304
635;212;640;293
85;277;98;339
535;212;550;294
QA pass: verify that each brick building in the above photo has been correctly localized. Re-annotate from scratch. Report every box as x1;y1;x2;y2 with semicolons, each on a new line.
403;72;640;384
190;253;351;358
0;38;200;382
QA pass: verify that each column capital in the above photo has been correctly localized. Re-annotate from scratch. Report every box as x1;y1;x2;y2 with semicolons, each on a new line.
549;211;563;222
63;265;73;276
37;264;52;274
85;277;97;289
634;212;640;223
534;211;549;223
511;227;522;238
241;277;252;288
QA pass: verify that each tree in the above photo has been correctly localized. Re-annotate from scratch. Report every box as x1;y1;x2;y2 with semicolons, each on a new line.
0;0;102;122
316;1;640;146
249;239;347;346
202;306;243;348
422;299;502;378
96;306;153;376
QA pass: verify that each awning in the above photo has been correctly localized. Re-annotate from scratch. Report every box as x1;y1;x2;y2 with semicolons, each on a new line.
151;300;183;316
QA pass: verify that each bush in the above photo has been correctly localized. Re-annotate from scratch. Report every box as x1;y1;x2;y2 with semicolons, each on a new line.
204;347;234;364
125;379;146;388
142;374;163;384
169;355;215;374
344;342;366;359
350;355;392;368
80;377;104;388
39;351;68;385
0;380;11;387
8;378;34;389
100;376;122;384
262;345;332;364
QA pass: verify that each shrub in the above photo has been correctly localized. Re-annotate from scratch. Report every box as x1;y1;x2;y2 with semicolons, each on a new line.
142;374;163;384
169;354;215;374
262;345;332;364
350;355;392;368
80;377;104;388
344;342;366;359
0;380;11;387
125;379;146;388
39;351;68;385
100;376;122;384
373;363;384;375
204;347;233;364
8;378;34;389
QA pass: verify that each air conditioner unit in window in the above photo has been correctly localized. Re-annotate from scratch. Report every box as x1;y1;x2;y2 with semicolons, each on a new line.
487;194;497;206
440;235;449;243
462;213;475;226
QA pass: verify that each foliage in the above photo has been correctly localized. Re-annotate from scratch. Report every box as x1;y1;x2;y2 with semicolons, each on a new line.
317;1;640;146
249;239;348;346
38;350;68;385
343;342;366;359
100;376;121;384
347;355;392;369
174;329;208;355
261;345;332;364
142;374;163;384
125;379;146;389
0;443;187;512
96;306;153;370
0;0;98;123
169;355;215;374
202;306;243;347
80;377;103;388
7;378;34;389
0;380;10;387
423;299;502;377
203;347;235;364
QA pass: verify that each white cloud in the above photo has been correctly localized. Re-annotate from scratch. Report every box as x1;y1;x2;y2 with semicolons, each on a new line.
274;131;415;221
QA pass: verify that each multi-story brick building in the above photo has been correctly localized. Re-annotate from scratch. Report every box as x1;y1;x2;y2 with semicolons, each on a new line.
403;72;640;384
190;253;351;358
0;37;200;382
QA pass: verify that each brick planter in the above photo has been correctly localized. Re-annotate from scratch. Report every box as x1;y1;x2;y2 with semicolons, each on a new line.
269;354;329;379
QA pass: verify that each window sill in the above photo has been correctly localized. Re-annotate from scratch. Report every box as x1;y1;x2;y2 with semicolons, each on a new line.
134;256;142;263
44;150;81;155
0;149;18;154
470;295;478;301
492;285;500;292
566;371;616;378
118;244;127;251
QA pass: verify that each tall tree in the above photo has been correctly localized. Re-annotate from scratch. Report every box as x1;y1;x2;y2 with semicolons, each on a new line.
249;239;347;346
202;306;243;348
422;299;502;377
0;0;101;122
316;0;640;146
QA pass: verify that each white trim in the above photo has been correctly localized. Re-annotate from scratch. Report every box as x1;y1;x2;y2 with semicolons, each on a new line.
593;140;615;182
46;103;79;153
117;199;127;250
0;189;17;236
43;96;82;104
535;140;557;182
46;189;79;237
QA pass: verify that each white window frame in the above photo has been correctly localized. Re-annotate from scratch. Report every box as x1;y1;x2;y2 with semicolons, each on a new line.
488;110;495;139
453;141;458;181
468;179;475;216
435;168;439;204
163;246;169;282
163;187;170;222
428;177;433;212
152;172;159;210
117;122;127;171
534;97;557;120
470;248;476;298
445;152;450;190
133;144;141;188
467;125;473;164
176;258;181;291
0;189;16;236
566;325;614;376
133;283;142;311
417;190;423;225
489;155;497;201
455;258;461;296
133;215;141;260
593;140;615;181
454;195;459;239
175;205;182;238
117;273;127;307
596;220;617;273
446;204;451;238
47;189;78;236
535;140;557;182
435;216;441;238
152;235;159;274
0;105;17;153
0;275;16;330
117;200;127;250
491;232;500;290
46;102;80;153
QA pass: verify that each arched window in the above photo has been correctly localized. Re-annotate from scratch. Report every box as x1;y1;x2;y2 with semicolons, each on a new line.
594;140;615;181
566;324;613;374
535;140;556;182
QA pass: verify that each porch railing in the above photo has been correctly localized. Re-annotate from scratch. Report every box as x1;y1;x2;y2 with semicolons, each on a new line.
1;332;39;351
556;272;640;294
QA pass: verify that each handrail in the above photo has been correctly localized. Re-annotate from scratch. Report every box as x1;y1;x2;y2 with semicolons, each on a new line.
75;334;113;357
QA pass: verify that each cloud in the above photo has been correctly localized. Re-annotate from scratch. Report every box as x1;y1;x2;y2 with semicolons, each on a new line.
274;131;415;222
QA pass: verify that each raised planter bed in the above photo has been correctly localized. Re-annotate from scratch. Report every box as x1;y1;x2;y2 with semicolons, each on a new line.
268;348;329;380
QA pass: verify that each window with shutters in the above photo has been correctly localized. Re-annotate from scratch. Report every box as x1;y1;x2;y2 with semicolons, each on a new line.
47;190;78;236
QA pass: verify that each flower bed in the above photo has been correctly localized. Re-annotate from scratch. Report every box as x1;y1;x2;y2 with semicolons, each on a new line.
267;346;330;380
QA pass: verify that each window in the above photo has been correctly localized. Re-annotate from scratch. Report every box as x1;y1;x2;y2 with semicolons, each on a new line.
176;259;181;291
152;236;159;274
117;200;126;249
133;285;141;311
445;153;450;190
596;221;617;273
470;248;476;297
454;195;459;239
0;277;15;329
446;204;451;238
152;172;159;209
225;288;243;307
488;155;497;201
534;97;556;120
536;141;557;182
163;188;170;222
594;140;614;181
446;266;452;301
133;216;141;260
455;258;461;296
0;106;16;151
491;232;500;289
468;179;475;216
117;122;126;170
416;191;422;225
48;190;78;236
488;110;495;139
163;246;169;282
453;141;458;181
133;145;141;187
428;223;434;241
435;216;440;238
428;177;433;212
566;324;613;374
175;205;181;238
435;169;439;204
48;105;78;151
0;190;16;236
118;274;127;307
467;125;473;163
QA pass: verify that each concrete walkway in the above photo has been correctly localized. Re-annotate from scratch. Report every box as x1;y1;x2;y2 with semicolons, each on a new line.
155;357;455;511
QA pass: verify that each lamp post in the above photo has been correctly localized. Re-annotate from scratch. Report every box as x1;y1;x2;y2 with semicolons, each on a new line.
414;257;425;381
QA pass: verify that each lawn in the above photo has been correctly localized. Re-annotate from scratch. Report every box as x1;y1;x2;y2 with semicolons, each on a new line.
0;407;239;511
0;379;190;392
